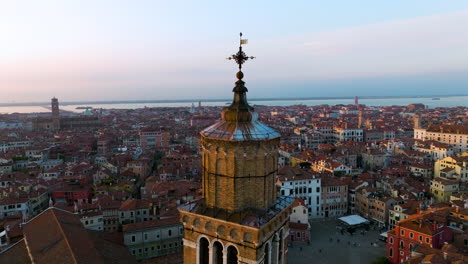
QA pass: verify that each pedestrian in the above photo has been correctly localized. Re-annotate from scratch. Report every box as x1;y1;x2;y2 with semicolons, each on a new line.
319;248;322;253
300;247;302;251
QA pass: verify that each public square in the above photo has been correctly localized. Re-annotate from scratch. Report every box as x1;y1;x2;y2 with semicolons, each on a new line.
288;218;387;264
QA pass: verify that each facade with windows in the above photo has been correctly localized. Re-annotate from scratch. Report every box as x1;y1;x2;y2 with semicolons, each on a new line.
119;199;155;224
414;125;468;154
388;201;419;229
289;198;311;243
430;177;460;202
277;166;322;218
321;175;348;218
434;154;468;182
139;129;170;149
80;212;104;231
123;217;182;261
333;126;364;142
0;198;30;220
386;212;453;264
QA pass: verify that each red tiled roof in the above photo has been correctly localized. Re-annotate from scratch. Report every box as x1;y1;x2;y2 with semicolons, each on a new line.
119;199;150;211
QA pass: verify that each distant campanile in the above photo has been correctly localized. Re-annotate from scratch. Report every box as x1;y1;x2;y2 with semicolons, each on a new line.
51;97;60;130
354;96;359;106
179;33;294;264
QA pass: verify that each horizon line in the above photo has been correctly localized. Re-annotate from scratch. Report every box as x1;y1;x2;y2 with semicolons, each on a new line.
0;94;467;107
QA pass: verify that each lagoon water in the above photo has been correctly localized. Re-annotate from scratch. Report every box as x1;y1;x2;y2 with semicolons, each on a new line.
1;96;467;114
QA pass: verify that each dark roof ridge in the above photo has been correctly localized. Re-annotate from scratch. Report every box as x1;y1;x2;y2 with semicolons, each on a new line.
0;238;26;255
24;206;75;225
49;208;79;264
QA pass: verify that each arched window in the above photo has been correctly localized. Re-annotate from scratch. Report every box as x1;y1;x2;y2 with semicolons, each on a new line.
389;237;393;244
199;237;209;264
227;246;238;264
389;247;393;257
213;241;223;264
400;241;404;249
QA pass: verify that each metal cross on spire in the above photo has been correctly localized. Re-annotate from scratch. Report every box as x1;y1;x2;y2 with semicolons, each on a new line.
227;32;255;72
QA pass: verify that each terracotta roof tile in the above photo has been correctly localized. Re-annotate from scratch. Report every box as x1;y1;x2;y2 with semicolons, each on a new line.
0;239;31;264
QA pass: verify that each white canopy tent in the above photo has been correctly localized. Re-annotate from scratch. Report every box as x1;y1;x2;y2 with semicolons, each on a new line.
338;215;369;226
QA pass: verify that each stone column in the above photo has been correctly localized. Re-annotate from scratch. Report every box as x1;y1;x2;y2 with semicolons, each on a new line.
278;233;284;264
272;235;279;264
208;245;213;264
222;248;228;264
195;243;199;264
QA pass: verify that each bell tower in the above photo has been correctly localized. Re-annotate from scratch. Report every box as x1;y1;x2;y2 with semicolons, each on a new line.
51;97;60;130
179;33;293;264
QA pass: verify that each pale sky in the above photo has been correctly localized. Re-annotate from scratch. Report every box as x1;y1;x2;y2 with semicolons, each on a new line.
1;1;468;103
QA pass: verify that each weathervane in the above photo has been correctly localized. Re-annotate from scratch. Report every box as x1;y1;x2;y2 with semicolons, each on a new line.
227;32;255;72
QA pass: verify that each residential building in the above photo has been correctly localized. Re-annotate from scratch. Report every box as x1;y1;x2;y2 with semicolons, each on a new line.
414;125;468;154
413;140;454;160
430;178;460;202
277;166;322;218
321;175;348;218
408;163;433;178
333;126;364;142
123;217;183;261
348;180;369;214
139;128;170;149
388;201;420;229
52;182;92;205
356;188;399;227
80;212;104;231
289;198;310;243
0;198;30;220
311;157;352;175
119;199;155;225
434;153;468;182
386;210;454;264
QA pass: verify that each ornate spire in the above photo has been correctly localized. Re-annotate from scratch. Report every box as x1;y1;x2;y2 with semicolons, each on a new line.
227;32;255;73
222;33;255;122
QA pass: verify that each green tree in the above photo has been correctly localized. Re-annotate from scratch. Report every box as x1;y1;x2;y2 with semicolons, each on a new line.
334;171;345;177
299;162;311;169
372;256;391;264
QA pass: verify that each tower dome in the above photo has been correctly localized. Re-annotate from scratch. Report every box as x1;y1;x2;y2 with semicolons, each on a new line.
201;41;279;141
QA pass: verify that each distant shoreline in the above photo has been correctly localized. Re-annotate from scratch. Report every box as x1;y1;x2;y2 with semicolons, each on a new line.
1;95;466;107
